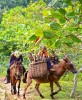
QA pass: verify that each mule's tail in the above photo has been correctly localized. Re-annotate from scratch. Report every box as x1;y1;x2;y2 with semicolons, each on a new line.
22;71;28;83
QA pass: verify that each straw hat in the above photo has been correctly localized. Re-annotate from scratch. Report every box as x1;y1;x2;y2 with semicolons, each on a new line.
14;50;20;57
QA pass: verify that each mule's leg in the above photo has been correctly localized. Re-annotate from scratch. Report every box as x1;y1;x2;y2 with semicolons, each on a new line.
23;78;32;99
35;83;44;98
13;84;16;94
18;80;20;96
50;82;54;99
53;82;61;95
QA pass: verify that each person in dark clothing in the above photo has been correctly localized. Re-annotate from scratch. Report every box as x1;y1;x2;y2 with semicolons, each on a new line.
10;53;23;66
51;51;59;64
6;50;26;83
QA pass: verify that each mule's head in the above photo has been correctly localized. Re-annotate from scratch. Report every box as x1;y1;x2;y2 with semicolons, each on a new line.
14;61;23;79
63;56;77;74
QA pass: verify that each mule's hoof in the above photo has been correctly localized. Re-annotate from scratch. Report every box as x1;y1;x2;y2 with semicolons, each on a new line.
53;92;58;95
11;92;14;95
40;94;44;98
18;94;20;97
14;91;16;94
11;91;14;95
23;94;26;99
50;94;55;99
50;94;53;97
52;96;54;100
23;97;26;99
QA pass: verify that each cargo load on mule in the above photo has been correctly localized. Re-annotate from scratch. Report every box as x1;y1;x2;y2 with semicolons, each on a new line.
27;53;48;79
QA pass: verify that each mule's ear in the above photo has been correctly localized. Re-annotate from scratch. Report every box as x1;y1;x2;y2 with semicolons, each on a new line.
19;61;21;63
63;55;68;63
14;61;16;63
63;58;68;63
19;61;22;64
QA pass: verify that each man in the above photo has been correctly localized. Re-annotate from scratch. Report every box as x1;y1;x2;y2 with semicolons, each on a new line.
6;50;26;83
38;45;54;71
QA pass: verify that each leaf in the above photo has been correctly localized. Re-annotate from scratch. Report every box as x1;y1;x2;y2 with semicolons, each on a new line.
48;0;58;6
74;16;80;25
59;8;66;15
69;34;81;43
79;0;82;4
35;28;43;37
64;37;74;47
43;30;55;39
29;35;37;41
50;22;61;30
65;42;73;47
66;0;71;5
59;17;66;23
66;11;76;18
57;32;62;37
55;39;61;48
51;9;61;19
42;10;51;17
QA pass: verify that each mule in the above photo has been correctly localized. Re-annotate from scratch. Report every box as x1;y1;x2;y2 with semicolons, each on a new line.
10;61;23;96
23;56;77;99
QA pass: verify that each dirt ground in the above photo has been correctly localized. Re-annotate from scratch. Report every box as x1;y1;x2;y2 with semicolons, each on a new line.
0;78;39;100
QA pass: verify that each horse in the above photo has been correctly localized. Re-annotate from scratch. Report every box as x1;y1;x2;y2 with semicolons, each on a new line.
23;56;77;99
10;61;23;96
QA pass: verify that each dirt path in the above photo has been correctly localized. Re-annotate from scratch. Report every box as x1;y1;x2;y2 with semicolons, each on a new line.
0;78;38;100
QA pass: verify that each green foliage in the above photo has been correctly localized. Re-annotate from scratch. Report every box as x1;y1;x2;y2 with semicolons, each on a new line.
55;39;61;48
43;30;55;39
29;34;37;41
0;0;82;56
59;8;66;15
69;34;81;43
50;22;61;30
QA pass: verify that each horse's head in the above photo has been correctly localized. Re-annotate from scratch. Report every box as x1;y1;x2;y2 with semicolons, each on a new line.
14;61;23;79
63;56;77;74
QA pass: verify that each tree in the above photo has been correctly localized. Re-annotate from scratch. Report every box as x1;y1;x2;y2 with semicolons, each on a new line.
0;0;82;55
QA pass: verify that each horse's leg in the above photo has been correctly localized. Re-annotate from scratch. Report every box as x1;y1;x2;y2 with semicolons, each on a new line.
35;83;44;98
50;82;54;99
23;78;32;99
11;79;14;94
18;80;21;96
11;84;16;95
53;82;61;95
11;84;14;94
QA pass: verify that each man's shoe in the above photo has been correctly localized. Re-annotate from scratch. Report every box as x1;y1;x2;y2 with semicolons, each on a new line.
5;74;10;84
49;68;55;72
5;81;10;84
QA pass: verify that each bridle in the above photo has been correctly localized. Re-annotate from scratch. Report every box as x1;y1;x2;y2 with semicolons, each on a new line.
14;62;23;80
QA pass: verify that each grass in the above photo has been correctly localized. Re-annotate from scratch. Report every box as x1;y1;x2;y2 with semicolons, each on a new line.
23;81;82;100
11;80;81;100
